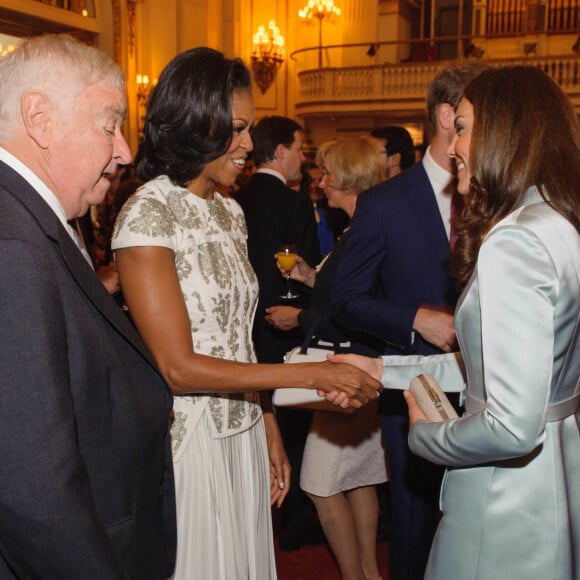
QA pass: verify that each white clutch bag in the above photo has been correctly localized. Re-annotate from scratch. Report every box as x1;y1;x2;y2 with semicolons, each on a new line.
409;373;459;422
272;346;354;413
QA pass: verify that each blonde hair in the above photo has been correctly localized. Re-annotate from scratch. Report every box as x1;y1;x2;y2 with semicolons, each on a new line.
0;34;125;139
316;136;383;194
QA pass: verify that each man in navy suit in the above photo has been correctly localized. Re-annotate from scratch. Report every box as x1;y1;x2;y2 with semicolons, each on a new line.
0;34;175;578
331;62;488;580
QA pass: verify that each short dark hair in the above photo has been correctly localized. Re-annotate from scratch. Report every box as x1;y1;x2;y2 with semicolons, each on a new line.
136;47;252;186
426;61;489;133
371;126;416;171
250;116;303;167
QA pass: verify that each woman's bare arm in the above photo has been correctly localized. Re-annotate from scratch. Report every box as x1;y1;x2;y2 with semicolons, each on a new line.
115;246;382;407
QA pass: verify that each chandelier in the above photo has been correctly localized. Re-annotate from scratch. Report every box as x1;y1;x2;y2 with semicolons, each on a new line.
251;20;285;94
298;0;341;22
298;0;341;68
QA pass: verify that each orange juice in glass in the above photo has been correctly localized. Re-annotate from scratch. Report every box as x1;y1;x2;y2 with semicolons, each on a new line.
277;244;299;299
277;252;297;272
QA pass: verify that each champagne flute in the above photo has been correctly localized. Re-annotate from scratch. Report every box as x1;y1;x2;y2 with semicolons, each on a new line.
276;244;299;300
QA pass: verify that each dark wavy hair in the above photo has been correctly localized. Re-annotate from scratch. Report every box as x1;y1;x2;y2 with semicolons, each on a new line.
452;65;580;289
136;47;252;187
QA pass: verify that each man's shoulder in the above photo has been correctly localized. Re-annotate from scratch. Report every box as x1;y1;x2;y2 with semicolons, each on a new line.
0;176;51;240
236;172;280;200
236;173;303;210
360;163;430;207
245;171;284;188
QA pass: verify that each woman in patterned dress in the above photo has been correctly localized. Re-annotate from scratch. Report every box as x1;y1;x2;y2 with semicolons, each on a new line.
111;47;381;580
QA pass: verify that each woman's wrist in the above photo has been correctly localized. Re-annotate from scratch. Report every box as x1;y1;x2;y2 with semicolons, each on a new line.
304;269;316;287
296;309;305;327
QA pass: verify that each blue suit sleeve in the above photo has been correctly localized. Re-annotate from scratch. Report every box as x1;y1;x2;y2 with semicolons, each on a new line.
331;190;417;352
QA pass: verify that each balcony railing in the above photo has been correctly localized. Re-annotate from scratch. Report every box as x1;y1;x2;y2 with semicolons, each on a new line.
31;0;96;17
291;40;580;116
485;0;580;34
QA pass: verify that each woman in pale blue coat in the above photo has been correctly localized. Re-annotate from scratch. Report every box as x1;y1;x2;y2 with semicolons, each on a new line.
403;66;580;579
330;65;579;578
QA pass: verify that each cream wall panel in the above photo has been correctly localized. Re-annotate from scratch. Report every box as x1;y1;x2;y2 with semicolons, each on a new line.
207;0;224;51
342;0;378;67
178;0;208;51
138;0;178;76
215;0;237;57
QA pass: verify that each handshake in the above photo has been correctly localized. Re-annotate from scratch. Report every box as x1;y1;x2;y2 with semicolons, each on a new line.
275;349;465;422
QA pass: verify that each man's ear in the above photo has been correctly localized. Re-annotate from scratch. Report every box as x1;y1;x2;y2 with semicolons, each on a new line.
274;142;286;162
388;152;402;169
437;102;455;132
21;91;52;149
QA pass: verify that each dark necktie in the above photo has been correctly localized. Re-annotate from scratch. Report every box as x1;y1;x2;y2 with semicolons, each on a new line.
449;192;463;250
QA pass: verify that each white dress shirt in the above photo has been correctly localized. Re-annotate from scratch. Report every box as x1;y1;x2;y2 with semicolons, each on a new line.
422;145;454;240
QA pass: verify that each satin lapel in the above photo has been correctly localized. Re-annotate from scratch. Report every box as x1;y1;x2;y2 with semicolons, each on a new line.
408;165;451;265
0;162;160;373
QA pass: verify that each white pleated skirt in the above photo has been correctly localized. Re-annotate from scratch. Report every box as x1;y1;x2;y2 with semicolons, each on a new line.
170;412;277;579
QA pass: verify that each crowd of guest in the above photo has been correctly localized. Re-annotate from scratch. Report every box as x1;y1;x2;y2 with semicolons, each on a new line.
1;31;578;580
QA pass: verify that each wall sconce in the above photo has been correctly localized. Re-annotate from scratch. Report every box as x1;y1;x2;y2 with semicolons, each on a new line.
135;74;156;139
136;74;156;106
573;35;580;54
251;20;285;94
298;0;341;68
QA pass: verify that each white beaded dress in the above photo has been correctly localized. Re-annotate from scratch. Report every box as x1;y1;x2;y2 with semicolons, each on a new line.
112;175;276;579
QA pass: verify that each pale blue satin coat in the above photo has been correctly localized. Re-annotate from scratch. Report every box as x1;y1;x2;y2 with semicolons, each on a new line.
409;188;580;580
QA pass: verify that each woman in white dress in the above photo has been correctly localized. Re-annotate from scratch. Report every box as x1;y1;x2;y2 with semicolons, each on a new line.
266;137;387;580
111;47;382;580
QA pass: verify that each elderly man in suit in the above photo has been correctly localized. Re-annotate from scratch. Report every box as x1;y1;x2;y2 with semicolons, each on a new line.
0;34;176;578
331;62;489;580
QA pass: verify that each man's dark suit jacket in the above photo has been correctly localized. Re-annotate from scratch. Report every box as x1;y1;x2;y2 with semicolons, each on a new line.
236;171;320;363
0;162;176;579
331;161;457;580
332;162;456;354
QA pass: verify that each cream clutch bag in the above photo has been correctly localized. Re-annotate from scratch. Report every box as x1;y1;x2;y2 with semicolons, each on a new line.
272;346;354;413
409;373;459;422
